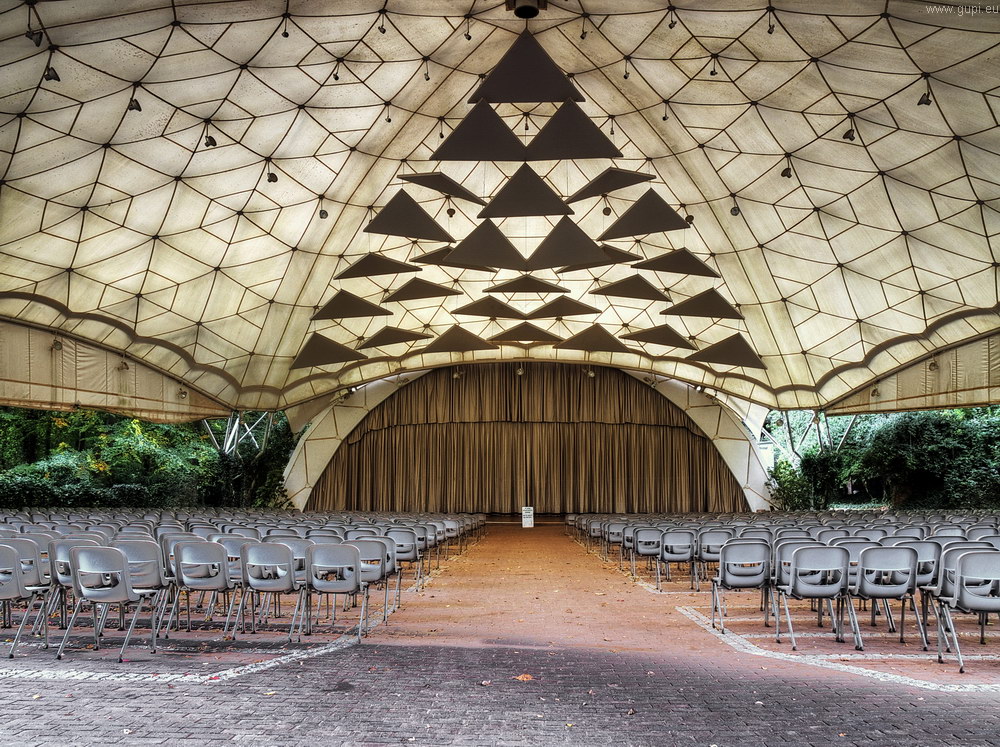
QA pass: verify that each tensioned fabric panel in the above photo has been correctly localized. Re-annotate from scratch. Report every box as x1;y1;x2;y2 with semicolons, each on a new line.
308;362;745;513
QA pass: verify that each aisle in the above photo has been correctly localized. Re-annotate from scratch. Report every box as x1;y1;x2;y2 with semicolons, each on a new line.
370;522;706;653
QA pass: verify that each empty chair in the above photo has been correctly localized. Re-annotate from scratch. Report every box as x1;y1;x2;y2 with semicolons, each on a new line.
631;527;663;582
48;537;101;628
711;540;770;634
816;528;850;544
935;550;1000;672
344;539;391;625
967;526;999;541
659;529;697;589
238;542;304;641
57;546;156;662
851;546;927;650
111;539;171;644
775;545;861;651
853;528;889;542
303;543;368;642
345;528;379;541
385;528;422;593
165;541;240;638
0;543;49;657
694;529;735;591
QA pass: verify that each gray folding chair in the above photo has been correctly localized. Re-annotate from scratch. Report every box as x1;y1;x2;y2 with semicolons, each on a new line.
936;550;1000;672
0;543;49;657
711;540;770;634
304;543;368;641
775;545;861;651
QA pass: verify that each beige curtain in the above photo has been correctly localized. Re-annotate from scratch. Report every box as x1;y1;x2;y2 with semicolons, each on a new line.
309;363;745;513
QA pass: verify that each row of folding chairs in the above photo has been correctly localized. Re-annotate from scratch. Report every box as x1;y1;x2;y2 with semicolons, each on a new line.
705;536;1000;672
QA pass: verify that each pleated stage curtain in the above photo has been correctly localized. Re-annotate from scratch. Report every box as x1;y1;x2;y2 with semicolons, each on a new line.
308;363;745;514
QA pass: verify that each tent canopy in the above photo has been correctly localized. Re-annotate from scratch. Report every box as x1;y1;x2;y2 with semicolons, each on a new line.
1;0;998;419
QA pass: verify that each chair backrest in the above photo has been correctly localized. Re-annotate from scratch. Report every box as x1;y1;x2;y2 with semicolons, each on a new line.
855;546;918;597
0;544;32;601
698;529;735;558
305;543;362;595
954;550;1000;611
936;543;996;596
0;537;46;587
717;540;769;589
739;528;773;542
660;530;696;561
174;541;233;591
385;528;418;561
633;527;663;556
977;535;1000;550
773;540;822;585
48;538;101;587
816;528;850;543
345;528;379;540
967;526;999;541
111;539;167;589
69;545;139;604
343;539;388;583
365;536;397;574
242;542;297;592
788;546;850;598
853;528;888;541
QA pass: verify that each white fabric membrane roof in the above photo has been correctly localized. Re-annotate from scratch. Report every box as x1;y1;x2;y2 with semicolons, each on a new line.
2;0;1000;417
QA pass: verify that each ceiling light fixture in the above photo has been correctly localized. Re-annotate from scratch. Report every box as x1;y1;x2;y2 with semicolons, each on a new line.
667;6;678;29
780;154;794;178
509;0;542;19
767;5;776;34
332;57;343;80
729;194;740;216
127;97;142;112
918;72;932;106
662;99;670;121
51;339;63;351
623;56;631;80
580;13;588;40
25;29;43;47
384;101;392;123
423;56;431;81
585;367;595;378
516;366;524;376
377;9;386;33
44;66;59;82
464;14;472;40
709;54;719;76
318;195;328;219
842;114;856;141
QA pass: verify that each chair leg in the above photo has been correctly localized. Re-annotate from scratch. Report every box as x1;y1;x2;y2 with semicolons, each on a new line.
910;594;929;651
8;593;38;658
57;597;83;660
782;592;797;650
118;597;146;662
358;584;369;642
844;594;863;651
941;604;964;672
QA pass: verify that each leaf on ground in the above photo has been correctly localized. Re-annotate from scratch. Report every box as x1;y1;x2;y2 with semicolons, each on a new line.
513;673;534;682
479;680;492;686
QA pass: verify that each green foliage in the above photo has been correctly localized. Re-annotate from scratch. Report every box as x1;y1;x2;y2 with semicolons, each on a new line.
0;407;296;510
765;407;1000;511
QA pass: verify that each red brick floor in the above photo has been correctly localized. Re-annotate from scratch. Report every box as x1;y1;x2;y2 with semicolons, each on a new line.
2;522;1000;745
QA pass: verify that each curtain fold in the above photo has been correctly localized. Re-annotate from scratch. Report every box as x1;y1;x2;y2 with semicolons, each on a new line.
308;363;745;513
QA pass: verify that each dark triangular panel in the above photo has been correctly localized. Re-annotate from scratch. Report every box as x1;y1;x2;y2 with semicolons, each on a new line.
526;297;601;319
448;220;527;271
363;191;454;242
621;324;696;350
467;31;584;104
431;100;526;161
383;278;463;303
335;254;421;280
421;326;498;354
590;275;670;302
452;297;525;319
597;189;688;241
411;246;494;272
566;168;656;203
399;172;486;205
486;275;569;294
661;289;743;319
688;334;766;369
556;244;643;273
526;216;609;271
489;322;563;343
633;248;720;278
312;290;392;320
554;325;631;354
359;326;433;349
290;334;366;369
478;165;572;219
525;100;623;161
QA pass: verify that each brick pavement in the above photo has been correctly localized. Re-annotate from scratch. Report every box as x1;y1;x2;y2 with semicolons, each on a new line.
2;522;1000;746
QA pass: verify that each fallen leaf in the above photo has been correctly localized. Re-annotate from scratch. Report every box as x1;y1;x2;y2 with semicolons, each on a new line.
264;691;277;696
479;680;492;686
31;695;41;700
513;673;535;682
626;708;637;716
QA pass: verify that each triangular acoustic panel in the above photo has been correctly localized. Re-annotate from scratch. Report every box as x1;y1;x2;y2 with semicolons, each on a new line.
467;31;584;104
312;290;392;320
489;322;564;343
362;190;454;242
290;334;367;369
633;248;720;278
359;326;433;349
431;100;526;161
448;220;527;271
421;326;498;354
486;276;569;294
621;324;695;350
383;278;463;303
688;334;766;369
526;100;623;161
526;297;601;319
661;289;743;319
597;189;688;241
566;167;656;203
399;172;486;205
554;325;631;354
478;164;572;219
410;246;494;272
335;254;421;280
590;275;670;302
526;216;609;271
452;297;525;319
556;244;643;273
